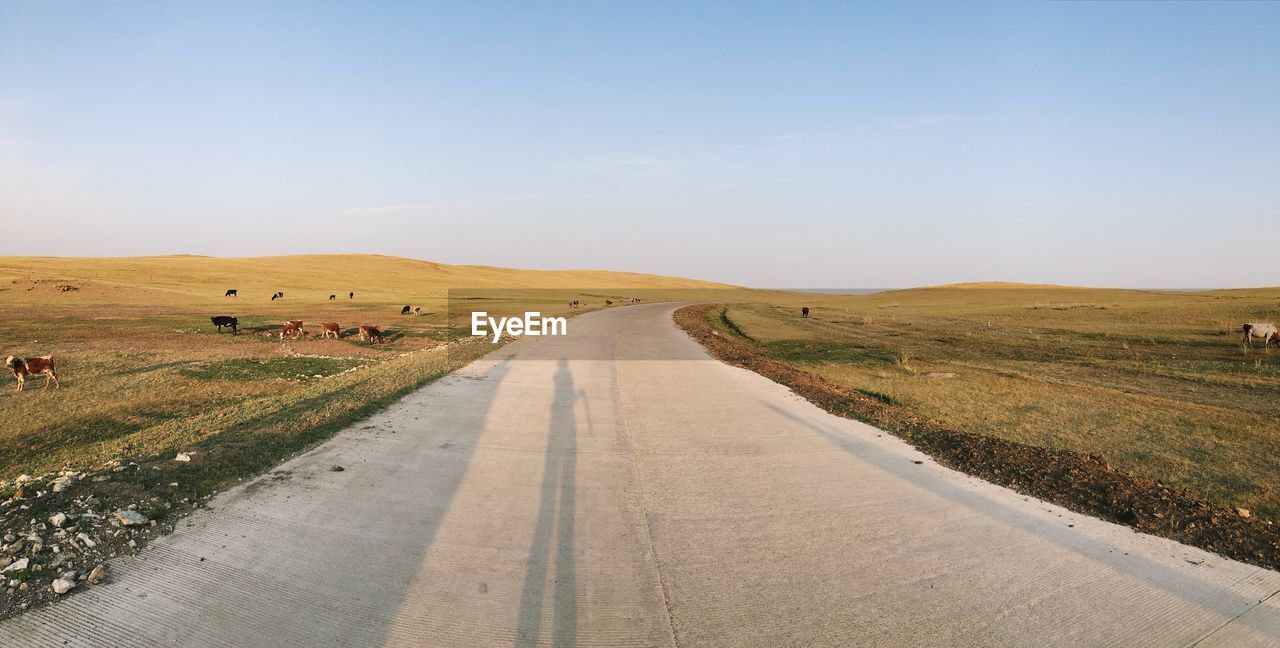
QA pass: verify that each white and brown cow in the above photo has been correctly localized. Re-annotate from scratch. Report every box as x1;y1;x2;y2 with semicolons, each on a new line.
5;355;59;391
358;325;384;343
1244;323;1279;349
279;320;304;339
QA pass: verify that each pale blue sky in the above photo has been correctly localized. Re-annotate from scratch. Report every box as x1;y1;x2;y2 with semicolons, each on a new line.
1;2;1277;288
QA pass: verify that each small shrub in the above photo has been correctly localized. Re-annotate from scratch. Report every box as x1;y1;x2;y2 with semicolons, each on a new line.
145;502;171;522
855;388;899;406
895;350;915;373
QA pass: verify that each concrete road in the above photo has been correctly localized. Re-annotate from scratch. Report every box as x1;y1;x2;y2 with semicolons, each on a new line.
3;303;1279;647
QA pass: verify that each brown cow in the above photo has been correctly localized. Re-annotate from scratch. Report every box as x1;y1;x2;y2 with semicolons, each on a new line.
358;325;384;343
319;322;341;339
5;355;59;391
279;320;304;339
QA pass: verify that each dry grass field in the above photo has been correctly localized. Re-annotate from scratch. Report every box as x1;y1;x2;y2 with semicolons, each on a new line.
5;259;1274;524
0;254;729;492
712;283;1280;521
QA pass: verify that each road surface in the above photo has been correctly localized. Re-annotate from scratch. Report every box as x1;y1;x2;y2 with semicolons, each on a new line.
3;303;1279;647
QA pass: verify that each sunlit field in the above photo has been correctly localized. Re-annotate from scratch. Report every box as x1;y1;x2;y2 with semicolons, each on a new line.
713;283;1280;519
0;254;730;492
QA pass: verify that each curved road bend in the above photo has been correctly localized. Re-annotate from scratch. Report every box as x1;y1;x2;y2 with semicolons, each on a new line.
2;303;1279;647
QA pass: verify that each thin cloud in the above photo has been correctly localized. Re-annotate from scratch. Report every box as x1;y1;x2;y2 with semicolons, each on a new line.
562;155;681;178
338;202;437;217
338;194;536;219
771;113;958;143
890;114;956;130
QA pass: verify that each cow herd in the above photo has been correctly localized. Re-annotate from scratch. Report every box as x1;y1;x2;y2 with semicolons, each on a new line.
225;289;356;301
569;297;641;309
210;288;404;345
273;320;384;343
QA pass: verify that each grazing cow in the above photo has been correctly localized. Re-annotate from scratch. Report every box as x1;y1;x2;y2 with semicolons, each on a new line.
349;292;354;300
319;322;340;339
224;289;237;297
210;316;238;334
271;292;281;301
802;307;810;318
412;307;422;315
329;294;336;300
401;305;412;315
358;325;384;343
630;297;640;303
5;356;59;391
605;300;614;306
279;320;304;339
1243;323;1279;349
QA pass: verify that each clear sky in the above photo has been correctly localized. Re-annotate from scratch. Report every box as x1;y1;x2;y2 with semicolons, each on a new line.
1;2;1277;288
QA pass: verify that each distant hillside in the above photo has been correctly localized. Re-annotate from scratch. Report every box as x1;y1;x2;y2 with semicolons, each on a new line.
0;254;736;305
921;281;1088;290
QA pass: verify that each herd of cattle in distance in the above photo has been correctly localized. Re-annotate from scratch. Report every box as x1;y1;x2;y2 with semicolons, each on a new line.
568;297;641;308
208;289;424;344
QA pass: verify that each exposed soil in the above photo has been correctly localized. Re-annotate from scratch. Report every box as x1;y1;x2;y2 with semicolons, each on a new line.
675;304;1280;571
0;460;209;619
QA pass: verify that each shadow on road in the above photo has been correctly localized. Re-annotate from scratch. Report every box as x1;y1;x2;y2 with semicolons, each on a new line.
515;358;580;648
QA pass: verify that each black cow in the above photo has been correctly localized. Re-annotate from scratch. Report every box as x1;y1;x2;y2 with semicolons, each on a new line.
802;307;810;318
401;305;412;315
271;291;283;301
211;316;238;334
224;289;237;297
349;292;354;299
329;294;336;300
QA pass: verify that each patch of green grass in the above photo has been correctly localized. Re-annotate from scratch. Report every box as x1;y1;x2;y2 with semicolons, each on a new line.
854;388;899;406
763;339;899;366
145;502;171;522
719;309;753;341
